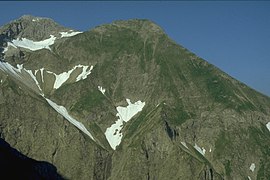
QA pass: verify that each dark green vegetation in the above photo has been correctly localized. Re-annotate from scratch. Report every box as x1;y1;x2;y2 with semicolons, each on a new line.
162;101;195;126
71;89;106;112
0;16;270;180
189;59;257;113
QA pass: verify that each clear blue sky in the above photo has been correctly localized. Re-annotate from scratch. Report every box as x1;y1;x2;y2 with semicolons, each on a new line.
1;1;269;96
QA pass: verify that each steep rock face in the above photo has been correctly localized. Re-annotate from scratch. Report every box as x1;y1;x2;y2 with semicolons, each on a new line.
0;74;111;179
0;15;80;61
0;16;270;180
0;15;68;42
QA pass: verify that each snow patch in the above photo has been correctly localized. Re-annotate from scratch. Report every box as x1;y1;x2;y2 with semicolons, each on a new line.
210;148;212;152
250;163;255;172
181;142;188;149
32;18;40;22
48;65;93;89
60;31;82;38
98;86;106;95
117;99;145;122
12;35;56;51
266;122;270;132
3;31;81;53
248;176;251;180
16;64;23;72
47;68;75;89
194;143;206;156
75;65;93;82
105;99;145;150
45;98;95;141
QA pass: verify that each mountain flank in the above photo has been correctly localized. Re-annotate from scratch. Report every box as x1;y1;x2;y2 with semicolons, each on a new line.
0;15;270;180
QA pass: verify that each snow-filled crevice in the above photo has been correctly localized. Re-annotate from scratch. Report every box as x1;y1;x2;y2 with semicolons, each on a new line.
105;99;145;150
194;143;206;156
40;68;45;83
45;98;95;141
98;86;106;95
181;142;189;149
25;68;43;93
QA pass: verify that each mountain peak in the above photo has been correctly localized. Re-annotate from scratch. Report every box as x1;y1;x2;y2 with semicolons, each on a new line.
18;15;53;23
113;19;164;34
92;18;165;39
19;14;44;20
0;15;69;42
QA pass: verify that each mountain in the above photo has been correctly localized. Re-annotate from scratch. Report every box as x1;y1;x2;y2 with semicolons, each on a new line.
0;15;270;180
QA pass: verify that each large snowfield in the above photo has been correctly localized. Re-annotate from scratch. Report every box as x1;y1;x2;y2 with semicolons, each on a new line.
3;30;82;52
12;35;56;51
105;99;145;150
